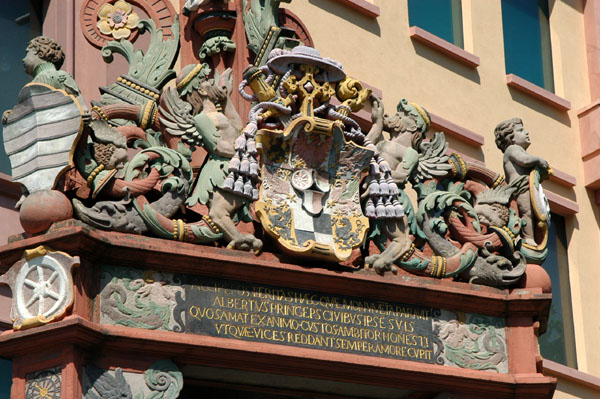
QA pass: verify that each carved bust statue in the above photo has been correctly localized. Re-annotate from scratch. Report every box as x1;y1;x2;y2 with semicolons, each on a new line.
22;36;81;97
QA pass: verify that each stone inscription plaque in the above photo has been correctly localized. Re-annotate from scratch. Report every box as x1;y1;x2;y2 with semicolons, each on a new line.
182;277;437;363
99;265;509;372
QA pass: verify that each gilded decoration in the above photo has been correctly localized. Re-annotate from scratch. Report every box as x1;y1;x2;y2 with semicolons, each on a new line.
97;267;510;373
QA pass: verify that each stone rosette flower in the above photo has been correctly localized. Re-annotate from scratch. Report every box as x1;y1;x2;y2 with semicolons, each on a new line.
97;0;140;40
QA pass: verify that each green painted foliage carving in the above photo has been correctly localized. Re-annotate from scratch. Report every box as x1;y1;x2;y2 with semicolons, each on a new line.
416;181;481;234
101;16;180;90
243;0;291;54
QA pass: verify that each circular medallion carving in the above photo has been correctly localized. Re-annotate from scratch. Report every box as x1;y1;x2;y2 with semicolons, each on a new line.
81;0;177;48
291;169;313;191
15;255;70;320
25;369;61;399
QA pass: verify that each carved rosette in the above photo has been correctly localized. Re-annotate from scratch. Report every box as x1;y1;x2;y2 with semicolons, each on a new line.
26;367;62;399
81;0;177;48
0;246;79;330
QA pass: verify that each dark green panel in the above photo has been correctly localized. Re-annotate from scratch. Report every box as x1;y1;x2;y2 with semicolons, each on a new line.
0;358;11;399
408;0;464;48
538;215;575;366
0;1;32;176
501;0;554;92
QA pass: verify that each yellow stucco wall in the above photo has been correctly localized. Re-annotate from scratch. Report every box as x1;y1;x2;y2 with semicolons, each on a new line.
284;0;600;395
551;377;600;399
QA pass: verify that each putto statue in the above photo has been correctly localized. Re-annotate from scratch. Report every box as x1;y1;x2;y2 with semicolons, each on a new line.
495;118;551;258
1;20;553;288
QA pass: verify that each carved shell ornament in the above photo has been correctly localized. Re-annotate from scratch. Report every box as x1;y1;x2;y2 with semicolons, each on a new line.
97;0;140;40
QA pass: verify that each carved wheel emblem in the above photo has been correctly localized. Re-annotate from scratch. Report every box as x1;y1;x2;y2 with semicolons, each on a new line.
0;246;79;330
16;256;69;320
291;169;313;191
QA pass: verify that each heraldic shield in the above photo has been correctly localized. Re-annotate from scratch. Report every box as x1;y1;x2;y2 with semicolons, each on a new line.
2;83;84;193
255;116;374;261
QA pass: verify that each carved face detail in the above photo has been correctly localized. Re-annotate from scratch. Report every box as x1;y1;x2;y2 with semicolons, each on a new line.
199;79;227;104
383;109;425;150
511;123;530;149
474;203;510;227
23;49;43;76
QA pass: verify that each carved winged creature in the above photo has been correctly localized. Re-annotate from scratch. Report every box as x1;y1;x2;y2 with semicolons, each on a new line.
159;65;263;252
366;97;451;186
362;96;526;287
363;96;451;274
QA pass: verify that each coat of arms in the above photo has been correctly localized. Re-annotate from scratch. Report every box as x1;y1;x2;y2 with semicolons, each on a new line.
2;83;84;194
233;47;376;261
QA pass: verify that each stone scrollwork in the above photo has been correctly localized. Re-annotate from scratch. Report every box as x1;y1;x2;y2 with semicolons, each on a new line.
142;360;184;399
432;310;508;373
100;266;184;331
83;360;182;399
199;36;237;60
0;246;79;330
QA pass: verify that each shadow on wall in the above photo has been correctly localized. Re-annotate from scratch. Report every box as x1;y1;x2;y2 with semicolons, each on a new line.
0;174;22;245
307;0;381;36
553;0;584;13
0;285;11;332
411;41;481;84
507;87;572;127
445;138;485;164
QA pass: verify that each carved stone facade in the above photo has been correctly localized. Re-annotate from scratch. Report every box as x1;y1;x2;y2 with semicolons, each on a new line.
0;1;569;398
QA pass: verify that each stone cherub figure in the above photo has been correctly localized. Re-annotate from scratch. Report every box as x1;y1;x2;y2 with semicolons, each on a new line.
363;95;450;273
494;118;550;246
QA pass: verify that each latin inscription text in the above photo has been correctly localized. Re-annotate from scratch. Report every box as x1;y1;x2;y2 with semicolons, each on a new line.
184;279;435;362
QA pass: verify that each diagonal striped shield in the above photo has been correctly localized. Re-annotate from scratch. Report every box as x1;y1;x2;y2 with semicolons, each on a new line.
2;83;84;193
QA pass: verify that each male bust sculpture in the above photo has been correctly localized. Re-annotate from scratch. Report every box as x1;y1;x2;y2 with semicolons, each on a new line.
22;36;81;97
494;118;550;246
3;36;84;126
